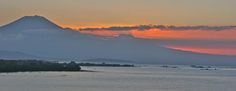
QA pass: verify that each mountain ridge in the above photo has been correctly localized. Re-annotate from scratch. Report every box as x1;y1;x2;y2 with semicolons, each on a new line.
0;15;62;33
0;15;236;67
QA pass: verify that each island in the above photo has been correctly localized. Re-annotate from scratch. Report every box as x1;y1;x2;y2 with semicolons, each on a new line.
78;62;135;67
0;59;135;73
190;65;217;70
0;59;81;72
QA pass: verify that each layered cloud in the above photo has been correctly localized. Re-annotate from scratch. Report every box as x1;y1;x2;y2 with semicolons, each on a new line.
79;25;236;56
166;45;236;56
79;25;236;40
80;25;236;31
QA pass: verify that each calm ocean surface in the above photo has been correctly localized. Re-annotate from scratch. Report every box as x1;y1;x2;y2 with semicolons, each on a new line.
0;66;236;91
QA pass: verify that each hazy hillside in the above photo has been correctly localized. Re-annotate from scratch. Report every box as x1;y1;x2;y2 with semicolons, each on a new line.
0;50;39;60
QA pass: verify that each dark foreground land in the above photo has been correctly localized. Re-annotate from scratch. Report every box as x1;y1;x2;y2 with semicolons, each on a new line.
78;62;135;67
0;60;81;72
0;59;135;73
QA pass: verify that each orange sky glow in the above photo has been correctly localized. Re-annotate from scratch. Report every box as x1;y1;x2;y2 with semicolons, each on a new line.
166;46;236;56
79;28;236;56
80;28;236;40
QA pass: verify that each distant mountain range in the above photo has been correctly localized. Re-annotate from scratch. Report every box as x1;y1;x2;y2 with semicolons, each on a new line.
0;15;236;66
0;50;39;60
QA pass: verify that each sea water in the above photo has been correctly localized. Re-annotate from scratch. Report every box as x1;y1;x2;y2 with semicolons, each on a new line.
0;66;236;91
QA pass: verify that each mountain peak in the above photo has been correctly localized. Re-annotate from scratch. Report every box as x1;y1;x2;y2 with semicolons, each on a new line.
21;15;47;20
0;15;62;31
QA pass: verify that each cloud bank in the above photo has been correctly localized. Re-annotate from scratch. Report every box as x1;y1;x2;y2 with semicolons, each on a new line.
80;25;236;31
79;25;236;40
79;25;236;56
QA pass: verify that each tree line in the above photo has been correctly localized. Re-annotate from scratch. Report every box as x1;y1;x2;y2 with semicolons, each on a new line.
0;59;81;72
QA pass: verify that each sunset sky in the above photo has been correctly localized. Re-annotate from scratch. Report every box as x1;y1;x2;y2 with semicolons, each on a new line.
1;0;236;28
0;0;236;56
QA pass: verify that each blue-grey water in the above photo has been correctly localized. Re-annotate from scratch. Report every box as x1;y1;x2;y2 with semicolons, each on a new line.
0;66;236;91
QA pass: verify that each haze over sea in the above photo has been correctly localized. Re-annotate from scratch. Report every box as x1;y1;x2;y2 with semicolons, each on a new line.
1;66;236;91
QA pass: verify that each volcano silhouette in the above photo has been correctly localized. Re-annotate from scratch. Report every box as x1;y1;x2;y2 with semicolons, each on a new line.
0;15;62;32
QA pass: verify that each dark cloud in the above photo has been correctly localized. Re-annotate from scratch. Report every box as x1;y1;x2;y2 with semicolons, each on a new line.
80;25;236;31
